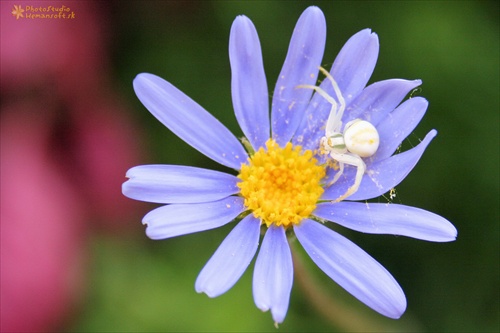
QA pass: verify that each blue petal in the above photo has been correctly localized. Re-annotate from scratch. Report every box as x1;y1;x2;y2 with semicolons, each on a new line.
294;219;406;319
133;73;248;170
142;197;245;239
271;6;326;146
195;215;260;297
230;16;270;150
294;79;419;152
330;29;379;106
322;130;437;201
344;79;422;127
293;29;378;150
253;226;293;324
123;165;240;204
371;97;428;163
314;202;457;242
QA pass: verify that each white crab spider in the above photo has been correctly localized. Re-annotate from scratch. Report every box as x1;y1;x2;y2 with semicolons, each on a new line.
299;67;380;202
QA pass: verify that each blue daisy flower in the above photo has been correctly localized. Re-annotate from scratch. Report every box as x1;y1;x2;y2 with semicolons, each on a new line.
123;6;457;325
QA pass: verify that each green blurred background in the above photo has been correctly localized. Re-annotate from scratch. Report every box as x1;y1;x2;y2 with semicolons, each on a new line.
65;1;498;332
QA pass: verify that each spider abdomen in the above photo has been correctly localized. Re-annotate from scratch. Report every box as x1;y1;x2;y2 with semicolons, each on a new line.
344;119;379;157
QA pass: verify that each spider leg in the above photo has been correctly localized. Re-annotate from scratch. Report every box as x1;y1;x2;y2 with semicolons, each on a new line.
319;67;346;136
327;158;344;187
296;84;339;113
329;152;366;203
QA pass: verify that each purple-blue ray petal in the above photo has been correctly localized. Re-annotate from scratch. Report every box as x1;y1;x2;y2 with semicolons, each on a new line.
195;214;261;297
293;78;420;153
314;202;457;242
133;73;247;170
322;130;437;201
293;29;379;150
294;219;406;319
230;16;270;150
142;197;245;240
371;97;428;163
330;29;379;106
253;226;293;324
271;6;326;146
123;164;240;204
344;79;422;127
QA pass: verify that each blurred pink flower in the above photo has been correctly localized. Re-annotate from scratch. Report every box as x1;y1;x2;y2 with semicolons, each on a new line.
1;1;105;94
66;95;146;226
1;104;87;332
1;1;144;331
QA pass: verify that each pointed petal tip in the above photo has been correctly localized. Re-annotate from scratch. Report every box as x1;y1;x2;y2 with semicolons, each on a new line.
378;284;407;319
389;307;406;320
121;181;131;198
133;73;144;83
194;216;259;299
359;27;376;36
393;300;407;319
133;72;145;80
411;96;429;108
299;6;326;30
124;169;132;179
124;165;143;179
271;310;286;325
133;72;155;88
369;275;406;319
304;5;324;14
234;14;249;20
295;220;409;320
394;296;407;319
252;226;292;324
194;286;218;298
232;14;252;27
256;303;270;312
144;224;159;240
350;28;379;45
271;4;327;144
258;304;289;325
195;276;217;297
442;221;458;243
194;279;207;295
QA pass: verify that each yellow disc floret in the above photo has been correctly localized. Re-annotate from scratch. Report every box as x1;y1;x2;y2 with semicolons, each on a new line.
237;139;325;228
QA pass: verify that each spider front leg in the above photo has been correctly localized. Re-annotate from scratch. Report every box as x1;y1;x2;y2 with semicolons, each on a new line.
328;160;344;186
296;66;346;136
329;152;366;203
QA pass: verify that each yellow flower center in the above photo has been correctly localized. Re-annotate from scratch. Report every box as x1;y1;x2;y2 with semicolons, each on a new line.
237;139;325;228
